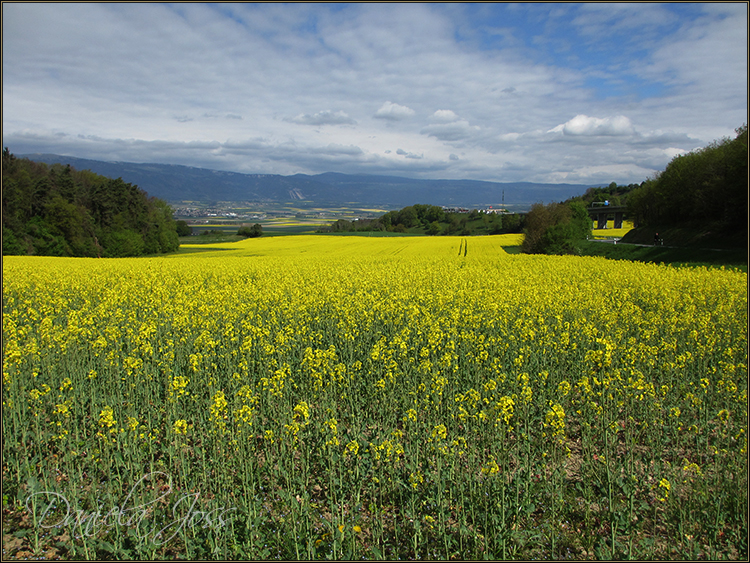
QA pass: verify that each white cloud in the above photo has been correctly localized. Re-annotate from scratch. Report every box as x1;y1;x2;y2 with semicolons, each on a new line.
626;146;691;170
549;115;635;137
288;110;357;126
430;109;460;122
572;3;679;38
634;6;747;135
545;163;657;185
374;101;416;121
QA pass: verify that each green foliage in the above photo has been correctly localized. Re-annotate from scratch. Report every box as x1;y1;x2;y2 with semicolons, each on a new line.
381;204;445;231
175;220;192;237
328;219;355;232
521;200;592;255
331;204;524;236
2;226;26;255
2;148;180;257
238;223;263;238
627;124;748;231
576;181;642;208
101;229;145;257
426;221;442;235
568;199;593;238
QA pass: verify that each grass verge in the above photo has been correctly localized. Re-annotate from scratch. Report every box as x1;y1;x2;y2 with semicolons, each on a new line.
577;240;747;272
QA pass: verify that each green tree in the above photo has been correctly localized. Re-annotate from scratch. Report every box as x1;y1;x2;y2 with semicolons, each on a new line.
329;219;353;232
2;150;181;257
238;223;263;238
489;214;504;235
102;229;145;257
521;201;591;255
627;124;747;231
144;198;179;253
2;226;26;255
176;220;192;236
568;200;592;239
427;221;442;236
44;195;97;256
423;205;445;223
398;206;418;228
502;213;523;233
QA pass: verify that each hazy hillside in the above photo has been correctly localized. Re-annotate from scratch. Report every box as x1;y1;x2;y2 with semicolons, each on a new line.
20;154;595;208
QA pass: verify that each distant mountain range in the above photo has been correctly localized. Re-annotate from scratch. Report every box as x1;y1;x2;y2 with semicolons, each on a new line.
20;153;597;208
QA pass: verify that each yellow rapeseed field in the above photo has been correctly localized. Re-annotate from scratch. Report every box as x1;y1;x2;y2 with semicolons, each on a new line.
2;235;747;560
591;220;634;239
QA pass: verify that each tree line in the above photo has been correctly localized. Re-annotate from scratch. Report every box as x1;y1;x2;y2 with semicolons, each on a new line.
321;204;524;236
2;149;180;257
627;124;747;231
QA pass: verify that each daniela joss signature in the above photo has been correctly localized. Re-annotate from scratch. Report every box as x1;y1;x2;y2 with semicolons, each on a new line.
25;472;236;545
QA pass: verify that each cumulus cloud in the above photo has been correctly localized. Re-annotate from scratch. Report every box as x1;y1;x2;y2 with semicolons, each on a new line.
374;101;415;121
430;109;460;122
421;109;480;141
548;114;636;137
288;110;356;125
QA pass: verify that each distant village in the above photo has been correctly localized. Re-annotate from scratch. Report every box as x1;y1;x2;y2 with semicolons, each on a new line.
173;203;512;224
172;205;265;221
441;206;510;214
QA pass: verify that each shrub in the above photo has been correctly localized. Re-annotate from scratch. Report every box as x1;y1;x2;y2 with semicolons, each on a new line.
238;223;263;238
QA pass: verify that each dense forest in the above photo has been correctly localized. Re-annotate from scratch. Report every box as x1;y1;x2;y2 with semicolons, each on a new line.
2;149;179;257
627;124;747;231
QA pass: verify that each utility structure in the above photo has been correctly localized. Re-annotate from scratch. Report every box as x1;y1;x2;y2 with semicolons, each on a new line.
588;201;627;229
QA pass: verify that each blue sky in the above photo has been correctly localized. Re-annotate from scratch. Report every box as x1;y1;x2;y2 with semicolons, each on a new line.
2;2;747;185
